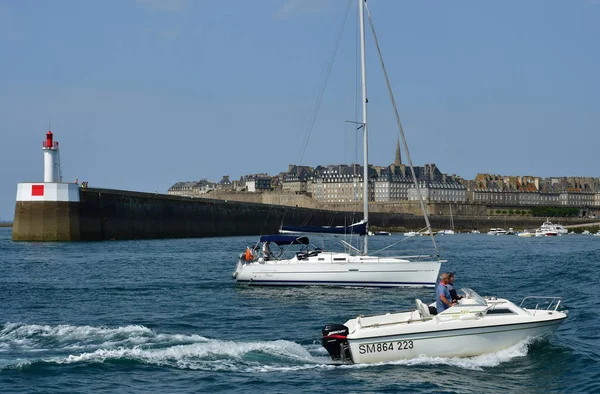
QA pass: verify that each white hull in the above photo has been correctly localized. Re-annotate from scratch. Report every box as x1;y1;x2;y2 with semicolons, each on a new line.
234;252;441;287
322;289;567;364
347;316;564;364
517;231;534;237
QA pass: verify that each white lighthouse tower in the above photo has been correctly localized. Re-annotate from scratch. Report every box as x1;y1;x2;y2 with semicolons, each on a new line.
43;130;62;182
13;130;81;241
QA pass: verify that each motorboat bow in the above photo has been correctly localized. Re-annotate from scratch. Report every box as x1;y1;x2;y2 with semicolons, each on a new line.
321;288;567;364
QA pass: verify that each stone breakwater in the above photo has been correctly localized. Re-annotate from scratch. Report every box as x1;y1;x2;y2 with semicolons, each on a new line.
12;187;598;241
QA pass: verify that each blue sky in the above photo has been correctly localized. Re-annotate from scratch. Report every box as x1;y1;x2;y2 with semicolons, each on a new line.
1;0;599;220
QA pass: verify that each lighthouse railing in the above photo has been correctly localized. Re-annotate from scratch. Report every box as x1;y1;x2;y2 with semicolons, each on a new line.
42;141;59;149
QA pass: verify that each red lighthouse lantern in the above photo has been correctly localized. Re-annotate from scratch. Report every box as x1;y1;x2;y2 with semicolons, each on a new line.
45;131;53;148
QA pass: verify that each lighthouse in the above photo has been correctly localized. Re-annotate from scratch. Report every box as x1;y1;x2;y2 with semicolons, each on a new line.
43;131;62;182
13;130;81;241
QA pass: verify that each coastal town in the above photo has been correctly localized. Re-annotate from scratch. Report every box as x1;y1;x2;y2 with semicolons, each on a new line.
168;139;600;213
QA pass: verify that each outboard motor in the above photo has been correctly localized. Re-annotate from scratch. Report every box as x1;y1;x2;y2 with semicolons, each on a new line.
321;323;352;363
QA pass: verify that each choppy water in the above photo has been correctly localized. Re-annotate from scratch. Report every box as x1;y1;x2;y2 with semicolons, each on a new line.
1;227;599;393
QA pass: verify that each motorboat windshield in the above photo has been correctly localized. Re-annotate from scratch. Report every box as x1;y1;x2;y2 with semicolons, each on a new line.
460;288;487;306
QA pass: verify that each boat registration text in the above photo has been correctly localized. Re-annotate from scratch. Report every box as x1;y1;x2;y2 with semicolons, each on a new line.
358;340;414;354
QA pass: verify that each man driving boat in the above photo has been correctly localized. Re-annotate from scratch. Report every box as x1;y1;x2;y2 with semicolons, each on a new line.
436;272;457;313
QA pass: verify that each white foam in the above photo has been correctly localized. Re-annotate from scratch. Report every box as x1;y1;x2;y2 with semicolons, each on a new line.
0;322;209;352
59;338;309;361
1;322;152;342
334;339;532;371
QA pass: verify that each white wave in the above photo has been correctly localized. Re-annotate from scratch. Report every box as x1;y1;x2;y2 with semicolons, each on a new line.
55;340;313;364
1;322;152;341
0;322;209;351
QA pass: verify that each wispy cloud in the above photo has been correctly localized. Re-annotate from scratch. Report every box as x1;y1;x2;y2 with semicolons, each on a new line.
273;0;331;20
135;0;188;13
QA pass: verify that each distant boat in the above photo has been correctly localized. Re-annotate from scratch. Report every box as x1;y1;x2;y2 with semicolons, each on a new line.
582;230;591;235
487;228;507;236
375;231;392;236
403;231;419;237
517;230;534;237
438;204;455;235
470;229;480;234
535;219;560;236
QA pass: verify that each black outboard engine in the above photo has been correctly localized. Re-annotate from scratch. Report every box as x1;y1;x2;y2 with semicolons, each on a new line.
321;323;352;363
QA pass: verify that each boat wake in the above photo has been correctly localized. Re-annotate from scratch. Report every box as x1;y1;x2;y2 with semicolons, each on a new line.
0;322;536;372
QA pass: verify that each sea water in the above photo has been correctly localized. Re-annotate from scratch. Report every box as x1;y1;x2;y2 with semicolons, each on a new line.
0;227;598;393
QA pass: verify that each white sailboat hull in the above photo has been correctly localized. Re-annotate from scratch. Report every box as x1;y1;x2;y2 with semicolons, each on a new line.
234;252;441;287
347;316;564;364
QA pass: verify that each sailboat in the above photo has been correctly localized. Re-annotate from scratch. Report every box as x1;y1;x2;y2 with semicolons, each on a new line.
232;0;444;287
438;204;455;235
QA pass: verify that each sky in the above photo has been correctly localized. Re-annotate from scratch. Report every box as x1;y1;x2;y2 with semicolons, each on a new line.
1;0;599;220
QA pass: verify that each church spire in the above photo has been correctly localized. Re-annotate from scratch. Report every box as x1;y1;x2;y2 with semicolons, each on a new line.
394;137;402;166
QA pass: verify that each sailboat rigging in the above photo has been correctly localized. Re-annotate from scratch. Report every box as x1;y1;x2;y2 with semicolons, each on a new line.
232;0;444;287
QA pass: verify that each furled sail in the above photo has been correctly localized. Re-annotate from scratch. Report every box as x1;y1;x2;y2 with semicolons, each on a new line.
280;220;367;236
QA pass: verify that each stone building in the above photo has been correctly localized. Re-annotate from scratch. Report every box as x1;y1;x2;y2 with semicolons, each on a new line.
168;179;216;196
243;174;272;192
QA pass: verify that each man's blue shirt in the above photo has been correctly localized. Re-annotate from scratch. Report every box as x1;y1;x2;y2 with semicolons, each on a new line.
436;282;451;313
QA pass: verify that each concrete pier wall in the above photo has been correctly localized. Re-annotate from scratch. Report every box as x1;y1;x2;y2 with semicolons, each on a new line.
76;188;368;241
12;187;599;241
12;201;81;241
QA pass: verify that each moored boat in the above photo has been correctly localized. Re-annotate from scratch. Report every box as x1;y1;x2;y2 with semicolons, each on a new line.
517;230;535;237
321;288;567;364
535;219;561;236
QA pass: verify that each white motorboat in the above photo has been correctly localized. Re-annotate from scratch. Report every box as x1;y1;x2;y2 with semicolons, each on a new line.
582;230;591;235
322;288;567;364
535;219;561;236
594;231;600;237
403;231;419;237
487;228;507;236
233;0;444;288
470;230;481;234
517;230;535;237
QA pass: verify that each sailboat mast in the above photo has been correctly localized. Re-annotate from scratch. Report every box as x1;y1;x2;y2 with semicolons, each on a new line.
359;0;369;254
